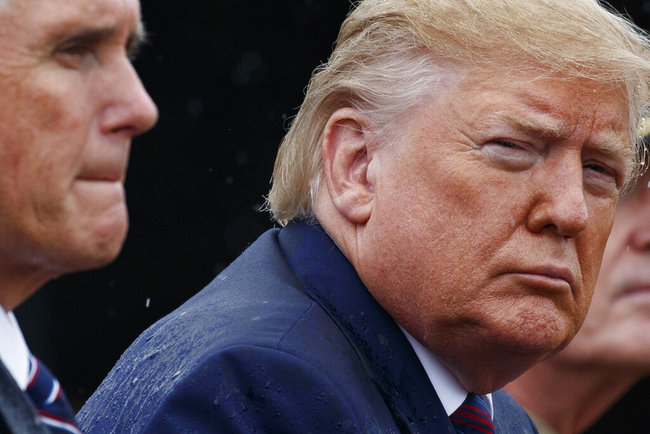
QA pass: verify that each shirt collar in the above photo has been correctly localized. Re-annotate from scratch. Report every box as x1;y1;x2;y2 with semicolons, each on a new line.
0;309;30;390
400;327;493;418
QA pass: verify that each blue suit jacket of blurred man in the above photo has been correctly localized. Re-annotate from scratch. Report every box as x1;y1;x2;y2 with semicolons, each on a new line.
77;221;536;433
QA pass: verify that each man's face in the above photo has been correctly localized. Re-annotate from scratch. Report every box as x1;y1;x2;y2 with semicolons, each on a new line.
0;0;157;288
556;170;650;370
356;68;631;387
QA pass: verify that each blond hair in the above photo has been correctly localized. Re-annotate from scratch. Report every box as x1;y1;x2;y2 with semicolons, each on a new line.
267;0;650;225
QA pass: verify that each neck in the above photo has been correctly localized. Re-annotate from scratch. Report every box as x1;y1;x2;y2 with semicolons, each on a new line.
0;262;55;312
505;360;640;433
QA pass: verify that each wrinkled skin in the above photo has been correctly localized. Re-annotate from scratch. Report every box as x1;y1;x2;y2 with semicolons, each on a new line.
319;67;631;392
0;0;158;310
555;169;650;369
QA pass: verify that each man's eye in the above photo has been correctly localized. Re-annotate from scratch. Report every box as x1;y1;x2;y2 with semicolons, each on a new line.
494;139;519;149
53;44;96;68
583;162;617;179
583;161;620;193
584;163;608;174
482;139;537;172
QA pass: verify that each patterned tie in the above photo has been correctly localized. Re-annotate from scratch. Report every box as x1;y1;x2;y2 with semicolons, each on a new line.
25;355;81;434
450;393;495;434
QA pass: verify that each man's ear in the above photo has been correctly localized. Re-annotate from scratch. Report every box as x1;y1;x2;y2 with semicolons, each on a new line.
321;108;375;224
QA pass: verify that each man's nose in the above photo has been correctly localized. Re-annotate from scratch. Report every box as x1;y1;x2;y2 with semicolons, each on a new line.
100;59;159;138
526;158;589;238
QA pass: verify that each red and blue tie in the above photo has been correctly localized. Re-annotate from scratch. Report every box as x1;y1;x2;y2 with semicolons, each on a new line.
450;393;495;434
25;355;81;434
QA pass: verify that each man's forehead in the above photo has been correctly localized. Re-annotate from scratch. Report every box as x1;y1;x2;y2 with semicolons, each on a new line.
463;80;629;132
1;0;142;30
497;110;630;145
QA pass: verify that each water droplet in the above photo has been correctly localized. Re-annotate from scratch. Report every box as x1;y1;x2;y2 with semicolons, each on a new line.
145;298;151;308
147;351;159;360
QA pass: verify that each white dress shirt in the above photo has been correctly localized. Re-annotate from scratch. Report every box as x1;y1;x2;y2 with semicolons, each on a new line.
401;327;494;418
0;309;30;390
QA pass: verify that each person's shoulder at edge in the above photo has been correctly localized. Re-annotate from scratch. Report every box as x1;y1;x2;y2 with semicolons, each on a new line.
492;390;539;434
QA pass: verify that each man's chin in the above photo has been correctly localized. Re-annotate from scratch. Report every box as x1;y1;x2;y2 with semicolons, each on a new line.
88;223;128;267
486;314;578;365
59;208;129;273
498;331;575;366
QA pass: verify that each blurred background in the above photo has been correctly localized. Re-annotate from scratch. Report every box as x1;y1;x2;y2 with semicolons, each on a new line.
14;0;650;432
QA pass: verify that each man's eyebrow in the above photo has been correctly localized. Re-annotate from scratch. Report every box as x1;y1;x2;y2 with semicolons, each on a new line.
52;21;148;58
587;129;635;177
127;22;148;59
54;26;117;47
498;112;566;138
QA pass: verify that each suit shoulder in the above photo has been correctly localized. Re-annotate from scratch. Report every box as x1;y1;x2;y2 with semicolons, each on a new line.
79;311;397;433
492;389;538;434
78;229;396;432
147;227;313;347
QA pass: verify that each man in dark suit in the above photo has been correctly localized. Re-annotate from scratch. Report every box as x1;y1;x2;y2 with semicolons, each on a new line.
0;0;158;432
78;0;650;432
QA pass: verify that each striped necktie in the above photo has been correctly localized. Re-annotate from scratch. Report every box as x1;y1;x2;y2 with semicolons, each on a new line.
450;393;495;434
25;355;81;434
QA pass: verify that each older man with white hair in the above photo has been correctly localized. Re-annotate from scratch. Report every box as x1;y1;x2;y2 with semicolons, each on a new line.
0;0;157;432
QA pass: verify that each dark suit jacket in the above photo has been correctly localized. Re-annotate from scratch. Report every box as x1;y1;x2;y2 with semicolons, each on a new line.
0;360;50;434
77;221;537;433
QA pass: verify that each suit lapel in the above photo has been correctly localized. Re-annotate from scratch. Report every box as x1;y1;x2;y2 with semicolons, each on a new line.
0;360;50;434
279;221;455;433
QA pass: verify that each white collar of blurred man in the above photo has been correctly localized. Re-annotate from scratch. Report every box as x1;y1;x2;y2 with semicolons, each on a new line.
0;0;157;313
0;309;29;389
506;168;650;434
